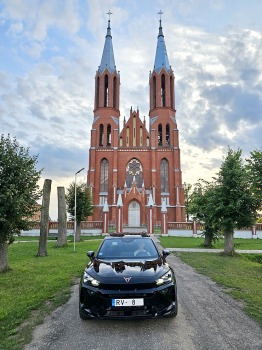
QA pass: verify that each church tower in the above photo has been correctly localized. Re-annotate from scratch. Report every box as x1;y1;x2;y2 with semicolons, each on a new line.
148;18;185;222
88;17;120;222
87;15;185;232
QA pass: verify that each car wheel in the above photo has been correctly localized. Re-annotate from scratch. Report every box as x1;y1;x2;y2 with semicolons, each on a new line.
79;302;91;320
165;300;178;318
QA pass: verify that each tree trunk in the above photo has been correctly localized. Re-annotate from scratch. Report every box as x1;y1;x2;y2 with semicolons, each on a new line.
75;221;81;242
57;186;67;247
224;229;235;255
204;234;212;248
0;241;8;273
37;179;52;256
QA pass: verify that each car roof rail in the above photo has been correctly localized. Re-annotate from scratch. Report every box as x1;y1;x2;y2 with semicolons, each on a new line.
109;232;150;238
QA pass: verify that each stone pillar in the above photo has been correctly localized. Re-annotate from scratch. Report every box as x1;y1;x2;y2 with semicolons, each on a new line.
102;200;109;235
147;193;155;234
116;194;123;233
252;225;257;239
57;186;67;246
193;220;197;238
161;199;168;235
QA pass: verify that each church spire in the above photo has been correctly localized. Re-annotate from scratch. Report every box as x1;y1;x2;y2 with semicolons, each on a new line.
99;12;116;74
153;12;170;73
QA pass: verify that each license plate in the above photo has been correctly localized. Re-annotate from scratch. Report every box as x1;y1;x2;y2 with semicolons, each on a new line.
112;298;144;307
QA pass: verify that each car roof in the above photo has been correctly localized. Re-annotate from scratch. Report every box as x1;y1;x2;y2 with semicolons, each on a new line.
105;233;150;240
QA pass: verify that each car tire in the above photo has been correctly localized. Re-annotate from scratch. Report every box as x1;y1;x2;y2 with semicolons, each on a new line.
79;302;91;320
165;300;178;318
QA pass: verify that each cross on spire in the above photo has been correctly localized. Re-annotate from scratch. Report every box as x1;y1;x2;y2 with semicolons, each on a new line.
107;10;113;20
158;10;163;21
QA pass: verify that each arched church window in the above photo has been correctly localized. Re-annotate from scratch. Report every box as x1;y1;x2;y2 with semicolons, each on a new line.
99;124;104;147
161;74;166;107
96;76;100;109
166;124;170;146
158;124;162;146
126;159;143;188
107;124;111;147
100;158;108;192
104;74;108;107
153;76;156;108
113;76;117;108
160;158;169;193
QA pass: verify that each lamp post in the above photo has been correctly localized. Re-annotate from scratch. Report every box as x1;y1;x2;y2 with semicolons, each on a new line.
74;167;84;252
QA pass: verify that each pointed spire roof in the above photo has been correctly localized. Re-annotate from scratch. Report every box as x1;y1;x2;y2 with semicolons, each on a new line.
153;19;170;73
98;19;116;74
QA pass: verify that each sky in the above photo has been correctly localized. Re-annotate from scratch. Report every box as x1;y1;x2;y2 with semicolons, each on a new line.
1;0;262;220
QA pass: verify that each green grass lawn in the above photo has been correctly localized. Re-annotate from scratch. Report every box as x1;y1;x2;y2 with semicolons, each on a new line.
159;236;262;250
175;252;262;327
0;240;102;350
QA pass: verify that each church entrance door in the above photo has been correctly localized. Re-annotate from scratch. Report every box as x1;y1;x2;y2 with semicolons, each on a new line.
128;201;140;227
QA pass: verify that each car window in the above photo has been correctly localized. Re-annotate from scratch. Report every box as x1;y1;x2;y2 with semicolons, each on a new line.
97;238;158;259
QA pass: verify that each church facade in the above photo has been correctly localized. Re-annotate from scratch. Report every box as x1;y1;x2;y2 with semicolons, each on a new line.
87;17;185;233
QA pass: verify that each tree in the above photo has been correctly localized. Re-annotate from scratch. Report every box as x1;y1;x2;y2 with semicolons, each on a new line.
184;182;193;222
0;134;42;272
189;181;221;248
214;148;258;255
66;182;93;241
246;149;262;212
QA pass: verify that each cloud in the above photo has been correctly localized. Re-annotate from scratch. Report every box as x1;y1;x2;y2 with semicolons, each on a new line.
1;0;81;41
1;0;262;217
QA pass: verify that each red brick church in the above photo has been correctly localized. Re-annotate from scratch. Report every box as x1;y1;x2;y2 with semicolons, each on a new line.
87;16;185;233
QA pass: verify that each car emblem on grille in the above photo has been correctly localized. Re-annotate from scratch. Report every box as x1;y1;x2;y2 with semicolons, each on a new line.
124;277;132;283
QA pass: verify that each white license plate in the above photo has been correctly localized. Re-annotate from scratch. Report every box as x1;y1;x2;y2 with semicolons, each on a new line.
112;298;144;307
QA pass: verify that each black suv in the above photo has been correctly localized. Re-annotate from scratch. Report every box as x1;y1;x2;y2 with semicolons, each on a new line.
79;234;178;319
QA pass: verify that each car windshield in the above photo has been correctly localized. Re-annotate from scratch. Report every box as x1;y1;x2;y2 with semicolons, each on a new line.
97;237;159;259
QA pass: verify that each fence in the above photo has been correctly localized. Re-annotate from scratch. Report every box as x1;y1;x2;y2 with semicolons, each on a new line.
21;221;262;238
168;222;262;239
21;221;103;236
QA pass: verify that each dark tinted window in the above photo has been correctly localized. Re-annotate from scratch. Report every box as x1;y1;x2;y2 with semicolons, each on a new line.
97;238;158;259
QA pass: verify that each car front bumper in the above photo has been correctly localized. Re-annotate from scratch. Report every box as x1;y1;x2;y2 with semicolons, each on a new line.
79;282;177;319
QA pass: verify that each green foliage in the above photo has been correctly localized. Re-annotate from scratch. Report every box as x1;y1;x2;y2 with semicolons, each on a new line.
215;148;258;232
66;181;93;223
189;180;221;245
184;182;193;221
246;149;262;212
0;134;42;244
188;148;261;252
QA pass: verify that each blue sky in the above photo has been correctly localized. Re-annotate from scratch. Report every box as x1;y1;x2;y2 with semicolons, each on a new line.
1;0;262;219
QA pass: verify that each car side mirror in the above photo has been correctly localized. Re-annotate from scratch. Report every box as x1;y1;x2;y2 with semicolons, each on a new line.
87;251;95;261
162;249;170;258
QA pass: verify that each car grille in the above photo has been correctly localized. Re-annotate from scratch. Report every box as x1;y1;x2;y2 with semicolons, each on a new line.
99;282;156;290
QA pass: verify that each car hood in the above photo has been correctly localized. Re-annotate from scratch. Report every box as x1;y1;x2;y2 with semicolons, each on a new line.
87;258;170;283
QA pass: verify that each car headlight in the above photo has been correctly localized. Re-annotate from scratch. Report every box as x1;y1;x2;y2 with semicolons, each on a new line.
83;271;100;287
156;270;173;286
